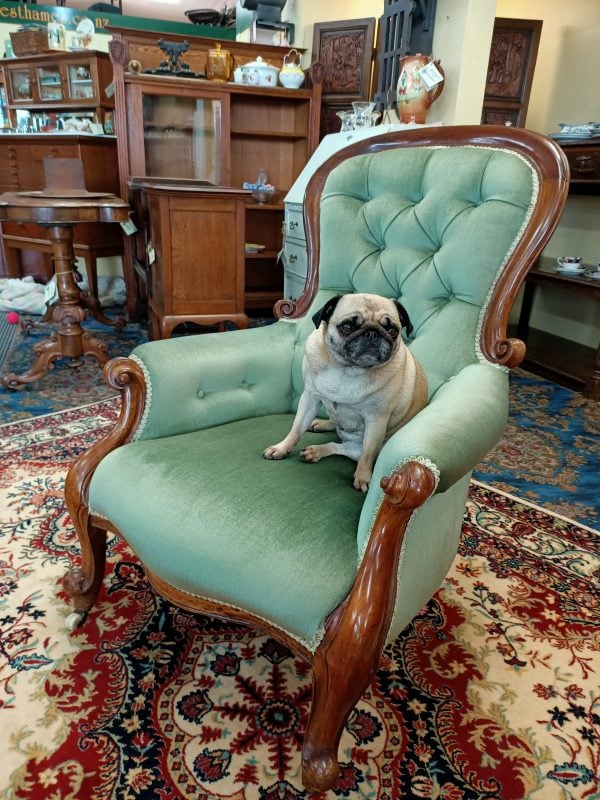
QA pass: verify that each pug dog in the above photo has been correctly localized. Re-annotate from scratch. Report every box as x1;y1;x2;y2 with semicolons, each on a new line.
263;293;428;492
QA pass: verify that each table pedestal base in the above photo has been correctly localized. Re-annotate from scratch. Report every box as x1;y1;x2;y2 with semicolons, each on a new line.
2;224;111;390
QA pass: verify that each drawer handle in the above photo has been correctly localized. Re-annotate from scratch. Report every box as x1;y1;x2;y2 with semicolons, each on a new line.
288;253;298;263
572;155;596;173
288;220;298;231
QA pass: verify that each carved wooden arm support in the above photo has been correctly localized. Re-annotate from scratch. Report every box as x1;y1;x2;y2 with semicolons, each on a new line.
63;357;147;608
302;460;436;792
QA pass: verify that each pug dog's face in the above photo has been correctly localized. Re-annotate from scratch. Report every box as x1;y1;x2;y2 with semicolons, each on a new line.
312;293;412;368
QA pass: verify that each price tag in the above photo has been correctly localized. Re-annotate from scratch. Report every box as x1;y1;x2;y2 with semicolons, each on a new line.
120;218;138;235
44;276;58;306
146;242;156;266
418;62;444;90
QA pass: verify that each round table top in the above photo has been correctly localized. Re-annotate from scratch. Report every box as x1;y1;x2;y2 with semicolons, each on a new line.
0;190;131;225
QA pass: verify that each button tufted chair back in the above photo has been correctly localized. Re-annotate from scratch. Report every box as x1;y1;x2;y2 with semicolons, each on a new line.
283;126;565;401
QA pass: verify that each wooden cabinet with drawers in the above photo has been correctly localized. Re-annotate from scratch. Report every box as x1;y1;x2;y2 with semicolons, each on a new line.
559;140;600;192
131;180;250;338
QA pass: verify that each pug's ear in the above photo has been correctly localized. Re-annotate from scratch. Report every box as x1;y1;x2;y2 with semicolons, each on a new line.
394;301;413;337
312;295;343;328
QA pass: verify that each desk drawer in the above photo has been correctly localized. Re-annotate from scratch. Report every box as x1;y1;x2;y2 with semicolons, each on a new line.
562;145;600;182
283;236;307;273
284;203;304;239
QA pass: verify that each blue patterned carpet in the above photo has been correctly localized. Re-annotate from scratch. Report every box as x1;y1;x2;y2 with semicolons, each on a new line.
474;370;599;530
1;310;598;529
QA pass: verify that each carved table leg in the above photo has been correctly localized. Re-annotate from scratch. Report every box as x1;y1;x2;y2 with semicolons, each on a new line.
1;224;109;389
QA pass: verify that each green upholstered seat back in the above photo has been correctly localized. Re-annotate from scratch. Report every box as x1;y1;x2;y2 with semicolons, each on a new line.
293;145;537;398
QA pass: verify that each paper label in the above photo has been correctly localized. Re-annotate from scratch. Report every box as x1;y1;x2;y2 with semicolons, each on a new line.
120;218;138;235
418;62;444;90
44;276;58;306
146;242;156;266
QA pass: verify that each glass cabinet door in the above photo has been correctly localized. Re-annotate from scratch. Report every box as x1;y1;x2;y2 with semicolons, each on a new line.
7;68;33;102
36;65;63;101
141;94;222;183
67;62;94;101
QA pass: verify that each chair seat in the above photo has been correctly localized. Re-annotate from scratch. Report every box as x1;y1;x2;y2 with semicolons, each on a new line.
89;414;365;649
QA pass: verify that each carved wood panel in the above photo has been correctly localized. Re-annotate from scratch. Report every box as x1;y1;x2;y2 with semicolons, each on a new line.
481;18;542;128
311;18;376;139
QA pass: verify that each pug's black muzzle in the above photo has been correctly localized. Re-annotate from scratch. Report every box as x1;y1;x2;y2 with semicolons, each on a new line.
342;325;394;366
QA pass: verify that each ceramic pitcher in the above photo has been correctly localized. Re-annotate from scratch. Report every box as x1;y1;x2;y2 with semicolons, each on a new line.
396;53;445;124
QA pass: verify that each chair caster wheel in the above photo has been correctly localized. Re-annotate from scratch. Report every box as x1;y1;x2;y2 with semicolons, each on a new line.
65;611;87;631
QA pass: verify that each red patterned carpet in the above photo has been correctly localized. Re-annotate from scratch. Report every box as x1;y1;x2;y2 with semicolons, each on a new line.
1;400;599;800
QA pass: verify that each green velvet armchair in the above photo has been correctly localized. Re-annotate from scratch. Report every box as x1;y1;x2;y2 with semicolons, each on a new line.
64;126;569;792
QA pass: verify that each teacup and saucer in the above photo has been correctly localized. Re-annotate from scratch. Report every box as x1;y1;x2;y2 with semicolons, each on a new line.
556;256;585;275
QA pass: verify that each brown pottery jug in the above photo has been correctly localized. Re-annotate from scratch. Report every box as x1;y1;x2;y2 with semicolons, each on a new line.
396;53;445;124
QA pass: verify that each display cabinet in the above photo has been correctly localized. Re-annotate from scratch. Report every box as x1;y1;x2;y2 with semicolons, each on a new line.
108;27;322;326
0;51;114;126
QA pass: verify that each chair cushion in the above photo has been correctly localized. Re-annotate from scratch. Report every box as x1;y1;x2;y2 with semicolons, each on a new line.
89;415;365;650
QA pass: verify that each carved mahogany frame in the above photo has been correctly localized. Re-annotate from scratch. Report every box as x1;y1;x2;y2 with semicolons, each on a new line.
276;125;570;371
64;126;568;793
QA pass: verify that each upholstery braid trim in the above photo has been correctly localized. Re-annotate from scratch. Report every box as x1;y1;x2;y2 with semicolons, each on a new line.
473;149;540;368
130;353;153;440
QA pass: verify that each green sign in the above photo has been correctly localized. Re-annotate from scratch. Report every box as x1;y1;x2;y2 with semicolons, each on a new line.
0;0;235;39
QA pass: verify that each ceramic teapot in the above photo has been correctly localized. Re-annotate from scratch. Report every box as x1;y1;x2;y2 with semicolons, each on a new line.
396;53;445;124
239;56;279;87
279;49;304;89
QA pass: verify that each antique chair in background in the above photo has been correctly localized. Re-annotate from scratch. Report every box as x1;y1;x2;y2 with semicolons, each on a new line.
63;126;568;792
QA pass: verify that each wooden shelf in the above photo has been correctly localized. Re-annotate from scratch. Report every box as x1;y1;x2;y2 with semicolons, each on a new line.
515;326;595;392
245;249;279;259
231;128;307;140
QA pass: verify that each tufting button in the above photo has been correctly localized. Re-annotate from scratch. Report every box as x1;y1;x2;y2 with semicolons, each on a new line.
197;389;205;399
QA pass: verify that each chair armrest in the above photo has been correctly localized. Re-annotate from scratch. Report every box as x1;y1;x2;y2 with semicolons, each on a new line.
130;322;299;440
375;361;509;491
356;361;508;552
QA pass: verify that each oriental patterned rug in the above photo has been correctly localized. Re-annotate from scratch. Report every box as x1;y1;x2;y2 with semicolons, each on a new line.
1;401;598;800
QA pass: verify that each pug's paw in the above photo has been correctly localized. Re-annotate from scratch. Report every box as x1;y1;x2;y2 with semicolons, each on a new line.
353;468;372;493
300;445;324;463
263;443;292;460
309;418;337;432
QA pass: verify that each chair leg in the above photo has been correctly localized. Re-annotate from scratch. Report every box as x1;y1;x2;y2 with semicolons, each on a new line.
302;602;382;792
63;520;107;630
302;461;437;792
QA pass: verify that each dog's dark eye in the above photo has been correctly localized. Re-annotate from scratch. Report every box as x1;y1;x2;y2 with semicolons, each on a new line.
338;320;357;334
384;323;400;339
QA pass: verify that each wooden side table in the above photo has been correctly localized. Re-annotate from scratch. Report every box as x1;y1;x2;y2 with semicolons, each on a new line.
130;180;251;339
0;189;130;389
517;258;600;400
